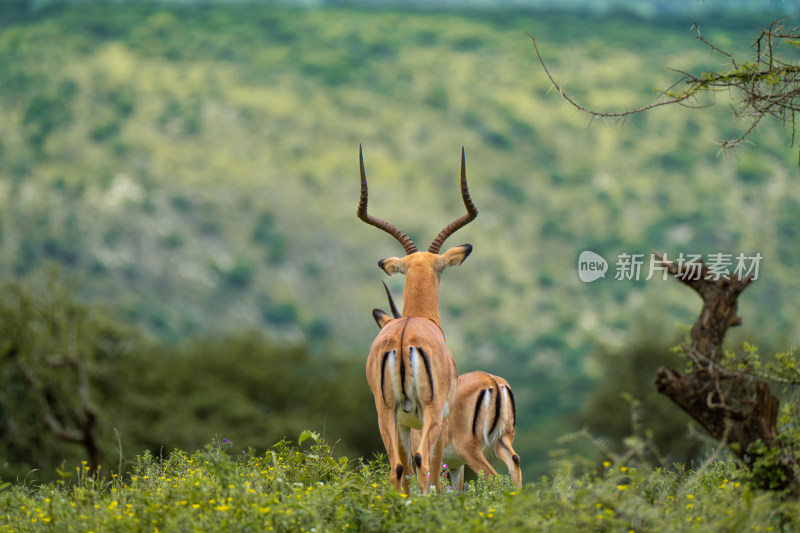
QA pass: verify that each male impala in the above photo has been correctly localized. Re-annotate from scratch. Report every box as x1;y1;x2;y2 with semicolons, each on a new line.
374;290;522;491
359;145;477;493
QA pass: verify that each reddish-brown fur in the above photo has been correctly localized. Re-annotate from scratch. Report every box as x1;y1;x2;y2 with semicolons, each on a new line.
359;146;477;493
436;371;522;490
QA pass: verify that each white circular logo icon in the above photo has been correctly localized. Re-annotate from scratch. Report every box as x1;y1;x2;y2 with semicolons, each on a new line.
578;251;608;283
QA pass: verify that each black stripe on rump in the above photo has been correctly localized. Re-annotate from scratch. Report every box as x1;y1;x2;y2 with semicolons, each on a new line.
416;347;435;403
472;389;487;438
399;321;408;394
381;351;391;406
488;377;501;436
506;385;517;427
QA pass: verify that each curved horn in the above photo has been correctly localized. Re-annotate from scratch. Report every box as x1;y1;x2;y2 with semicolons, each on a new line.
427;147;479;254
357;145;419;255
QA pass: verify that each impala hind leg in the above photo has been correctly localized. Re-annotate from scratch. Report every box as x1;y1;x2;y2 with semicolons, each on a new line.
428;427;446;492
376;408;408;491
496;436;522;488
455;440;498;483
413;412;444;494
450;465;466;491
397;426;413;493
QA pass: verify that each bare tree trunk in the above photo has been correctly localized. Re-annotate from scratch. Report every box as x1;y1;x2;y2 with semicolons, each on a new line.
15;350;103;476
653;255;796;495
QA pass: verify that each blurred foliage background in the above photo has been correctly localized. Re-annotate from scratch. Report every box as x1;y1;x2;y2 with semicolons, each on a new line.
1;0;800;481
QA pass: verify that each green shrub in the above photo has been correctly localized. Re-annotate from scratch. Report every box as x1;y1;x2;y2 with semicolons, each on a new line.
0;280;380;483
1;433;798;532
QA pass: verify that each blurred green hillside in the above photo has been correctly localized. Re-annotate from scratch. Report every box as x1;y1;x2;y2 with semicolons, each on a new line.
1;3;799;475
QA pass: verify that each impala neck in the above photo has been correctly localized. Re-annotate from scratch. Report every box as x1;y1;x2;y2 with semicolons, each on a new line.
401;267;442;327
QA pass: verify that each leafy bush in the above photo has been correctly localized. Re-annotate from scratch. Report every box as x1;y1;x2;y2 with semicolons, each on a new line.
0;277;136;482
578;326;709;466
1;433;799;532
0;279;380;483
109;333;381;468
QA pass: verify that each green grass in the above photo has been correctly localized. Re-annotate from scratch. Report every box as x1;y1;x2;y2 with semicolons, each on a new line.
1;432;797;532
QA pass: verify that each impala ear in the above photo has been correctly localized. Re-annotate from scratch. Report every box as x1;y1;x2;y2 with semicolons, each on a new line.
437;244;473;271
378;257;407;276
372;309;393;329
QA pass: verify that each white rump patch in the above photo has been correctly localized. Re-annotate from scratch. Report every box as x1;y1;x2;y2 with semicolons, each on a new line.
481;388;493;447
387;350;402;401
408;347;422;404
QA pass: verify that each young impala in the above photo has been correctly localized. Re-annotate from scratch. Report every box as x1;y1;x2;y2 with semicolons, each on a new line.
374;287;522;491
438;371;522;490
358;145;477;493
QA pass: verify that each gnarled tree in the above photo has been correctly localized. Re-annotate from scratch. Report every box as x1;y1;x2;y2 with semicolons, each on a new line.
0;281;104;476
653;255;796;494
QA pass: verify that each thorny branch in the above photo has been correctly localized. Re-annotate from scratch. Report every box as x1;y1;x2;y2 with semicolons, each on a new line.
527;32;696;118
529;19;800;157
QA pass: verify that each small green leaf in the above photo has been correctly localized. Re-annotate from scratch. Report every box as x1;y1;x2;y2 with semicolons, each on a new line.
298;430;319;446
